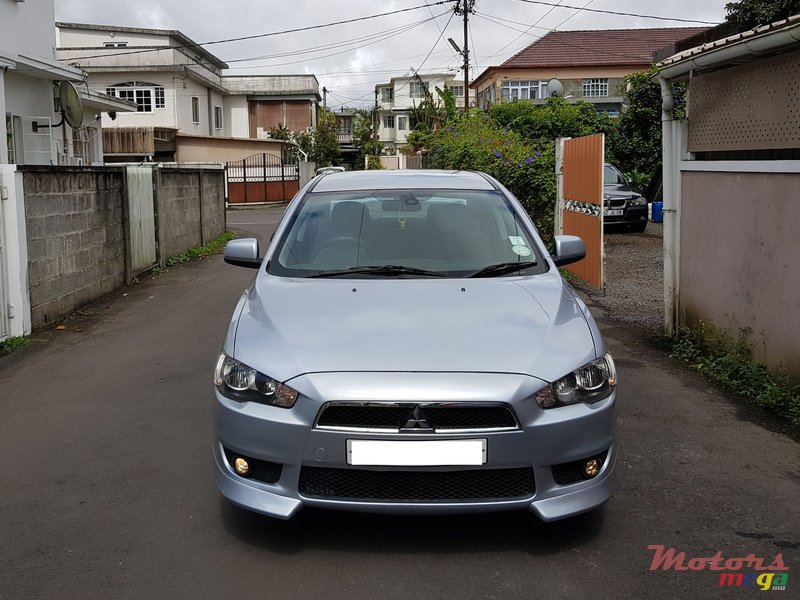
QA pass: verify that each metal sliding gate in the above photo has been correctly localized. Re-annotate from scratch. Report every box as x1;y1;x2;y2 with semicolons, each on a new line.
225;152;300;204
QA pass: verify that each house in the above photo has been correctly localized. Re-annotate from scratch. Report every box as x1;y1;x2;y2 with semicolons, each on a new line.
223;75;320;138
0;2;124;167
56;23;319;162
375;73;465;154
656;14;800;376
471;28;708;114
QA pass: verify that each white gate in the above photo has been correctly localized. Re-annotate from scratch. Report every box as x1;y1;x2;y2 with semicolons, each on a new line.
126;166;157;274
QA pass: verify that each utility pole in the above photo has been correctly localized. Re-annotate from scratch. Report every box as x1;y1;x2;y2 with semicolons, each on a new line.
373;87;379;156
322;86;327;113
454;0;475;111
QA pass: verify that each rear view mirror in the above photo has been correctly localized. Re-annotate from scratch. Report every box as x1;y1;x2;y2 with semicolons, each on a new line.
224;238;261;269
552;235;586;267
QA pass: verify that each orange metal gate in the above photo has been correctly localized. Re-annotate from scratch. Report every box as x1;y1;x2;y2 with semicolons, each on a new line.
560;133;604;288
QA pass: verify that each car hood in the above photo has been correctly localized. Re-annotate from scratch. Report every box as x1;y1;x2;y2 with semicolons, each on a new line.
232;272;597;383
603;183;640;198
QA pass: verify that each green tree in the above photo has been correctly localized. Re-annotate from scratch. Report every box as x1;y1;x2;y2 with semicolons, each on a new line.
267;124;291;140
490;97;616;147
725;0;800;30
300;109;340;167
352;108;383;161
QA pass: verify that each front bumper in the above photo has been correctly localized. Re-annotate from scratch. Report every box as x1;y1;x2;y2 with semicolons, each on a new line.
213;372;617;522
604;204;647;226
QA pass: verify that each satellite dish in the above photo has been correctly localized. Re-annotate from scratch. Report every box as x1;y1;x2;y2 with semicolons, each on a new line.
546;78;564;98
32;81;85;133
59;81;85;128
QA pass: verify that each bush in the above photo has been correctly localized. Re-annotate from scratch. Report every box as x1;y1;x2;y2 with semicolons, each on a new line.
418;111;556;237
671;322;800;432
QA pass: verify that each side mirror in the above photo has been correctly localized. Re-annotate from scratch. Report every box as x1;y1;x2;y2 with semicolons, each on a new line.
224;238;262;269
552;235;586;267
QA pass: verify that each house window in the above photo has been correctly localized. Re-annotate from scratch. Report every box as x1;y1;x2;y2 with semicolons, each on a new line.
192;97;200;124
397;116;407;131
154;87;165;109
383;115;395;129
104;42;128;48
450;85;464;97
105;82;165;113
500;80;549;101
409;80;429;99
381;88;394;103
214;106;223;130
582;78;609;97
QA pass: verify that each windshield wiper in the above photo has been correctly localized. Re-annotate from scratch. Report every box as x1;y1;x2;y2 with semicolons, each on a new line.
469;261;538;278
310;265;447;278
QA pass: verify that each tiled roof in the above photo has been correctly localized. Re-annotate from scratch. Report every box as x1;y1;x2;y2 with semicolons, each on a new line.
500;27;709;68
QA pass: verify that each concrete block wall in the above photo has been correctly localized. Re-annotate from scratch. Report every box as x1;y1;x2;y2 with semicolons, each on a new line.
23;168;126;328
155;167;225;261
21;165;225;331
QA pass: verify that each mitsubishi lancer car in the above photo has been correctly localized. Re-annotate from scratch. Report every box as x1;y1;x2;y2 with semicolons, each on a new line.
213;170;617;522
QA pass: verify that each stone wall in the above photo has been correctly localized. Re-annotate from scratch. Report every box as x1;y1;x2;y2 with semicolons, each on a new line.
23;167;126;328
155;167;225;260
21;165;225;329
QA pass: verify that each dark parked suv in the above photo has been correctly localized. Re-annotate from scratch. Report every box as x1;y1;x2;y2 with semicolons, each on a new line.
603;164;647;232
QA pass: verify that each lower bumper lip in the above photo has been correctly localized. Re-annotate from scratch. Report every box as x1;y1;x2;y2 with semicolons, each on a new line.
213;386;617;521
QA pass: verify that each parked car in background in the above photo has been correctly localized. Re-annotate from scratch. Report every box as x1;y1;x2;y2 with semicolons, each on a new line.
603;164;648;232
214;169;618;523
316;166;346;176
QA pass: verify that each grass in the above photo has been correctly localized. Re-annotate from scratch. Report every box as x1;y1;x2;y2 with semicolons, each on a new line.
558;267;577;281
669;322;800;433
159;230;236;269
1;336;31;353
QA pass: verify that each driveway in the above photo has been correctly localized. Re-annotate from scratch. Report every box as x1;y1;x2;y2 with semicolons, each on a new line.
1;206;797;600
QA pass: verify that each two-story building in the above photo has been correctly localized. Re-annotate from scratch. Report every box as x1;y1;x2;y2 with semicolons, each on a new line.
471;28;707;114
1;2;131;166
56;23;320;162
375;73;465;154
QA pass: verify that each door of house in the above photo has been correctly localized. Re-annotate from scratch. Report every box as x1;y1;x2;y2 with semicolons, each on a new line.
557;133;605;288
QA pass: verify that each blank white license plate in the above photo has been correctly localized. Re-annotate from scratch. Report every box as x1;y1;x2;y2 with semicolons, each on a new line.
347;439;487;466
606;209;624;216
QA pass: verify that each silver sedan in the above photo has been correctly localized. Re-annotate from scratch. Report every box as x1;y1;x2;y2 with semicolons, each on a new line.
214;170;616;521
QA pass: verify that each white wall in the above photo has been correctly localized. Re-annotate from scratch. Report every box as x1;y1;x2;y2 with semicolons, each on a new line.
4;72;58;165
224;96;249;138
0;0;57;62
0;165;32;340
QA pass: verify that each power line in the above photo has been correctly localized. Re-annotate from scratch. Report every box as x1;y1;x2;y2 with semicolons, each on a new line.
487;0;566;60
483;0;594;61
67;1;453;62
503;0;720;25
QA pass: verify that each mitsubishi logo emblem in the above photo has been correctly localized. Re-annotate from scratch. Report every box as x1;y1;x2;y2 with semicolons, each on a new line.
402;405;433;431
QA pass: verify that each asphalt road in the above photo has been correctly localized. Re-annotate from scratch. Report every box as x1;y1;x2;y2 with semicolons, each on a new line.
1;206;798;600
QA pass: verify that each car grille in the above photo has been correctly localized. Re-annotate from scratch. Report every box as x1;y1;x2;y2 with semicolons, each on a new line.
604;198;627;208
299;466;535;502
315;403;519;432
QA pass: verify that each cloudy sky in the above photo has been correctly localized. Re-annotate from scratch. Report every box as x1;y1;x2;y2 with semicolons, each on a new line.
54;0;729;108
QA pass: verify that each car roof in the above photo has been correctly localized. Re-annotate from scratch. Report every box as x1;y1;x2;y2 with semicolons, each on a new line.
311;169;496;192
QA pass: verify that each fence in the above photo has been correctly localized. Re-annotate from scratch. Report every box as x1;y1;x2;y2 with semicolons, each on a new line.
20;165;225;329
225;152;299;204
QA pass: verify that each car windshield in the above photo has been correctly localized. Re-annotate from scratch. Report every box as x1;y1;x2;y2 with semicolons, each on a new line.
603;165;627;185
269;189;547;278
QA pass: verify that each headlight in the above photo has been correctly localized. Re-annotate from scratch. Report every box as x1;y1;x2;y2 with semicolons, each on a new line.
213;353;299;407
535;353;616;409
629;196;646;206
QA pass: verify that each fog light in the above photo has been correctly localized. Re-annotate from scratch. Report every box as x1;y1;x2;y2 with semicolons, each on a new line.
234;457;250;476
583;459;601;478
